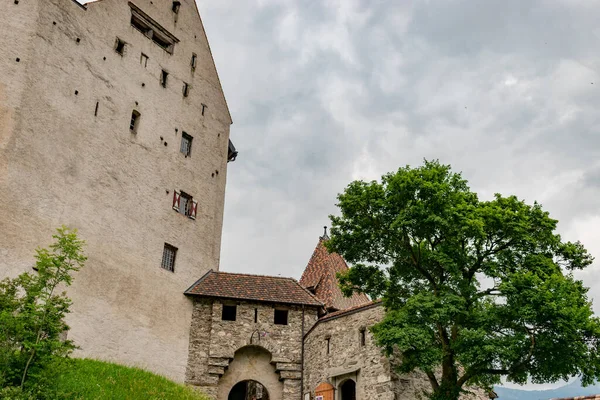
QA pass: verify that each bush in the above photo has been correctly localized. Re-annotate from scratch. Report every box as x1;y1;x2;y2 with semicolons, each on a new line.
0;227;86;397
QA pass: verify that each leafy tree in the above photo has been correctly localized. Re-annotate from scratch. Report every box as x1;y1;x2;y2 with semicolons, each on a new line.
327;160;600;400
0;227;86;397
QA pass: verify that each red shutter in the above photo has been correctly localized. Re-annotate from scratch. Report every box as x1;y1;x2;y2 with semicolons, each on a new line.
172;190;181;211
190;200;198;220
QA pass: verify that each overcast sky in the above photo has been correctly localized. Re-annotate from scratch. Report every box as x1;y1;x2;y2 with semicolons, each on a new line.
196;0;600;390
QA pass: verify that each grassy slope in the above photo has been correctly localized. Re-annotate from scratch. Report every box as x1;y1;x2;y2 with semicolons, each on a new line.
56;358;208;400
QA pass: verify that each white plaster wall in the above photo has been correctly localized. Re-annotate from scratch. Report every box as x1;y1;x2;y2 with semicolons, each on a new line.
0;0;232;381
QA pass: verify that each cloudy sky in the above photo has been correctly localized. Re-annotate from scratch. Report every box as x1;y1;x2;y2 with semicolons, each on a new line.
196;0;600;390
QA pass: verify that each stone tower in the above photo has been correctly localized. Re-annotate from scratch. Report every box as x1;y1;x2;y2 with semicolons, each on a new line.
0;0;234;381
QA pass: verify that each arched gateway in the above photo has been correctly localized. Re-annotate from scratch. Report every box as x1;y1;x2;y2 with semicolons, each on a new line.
218;346;283;400
228;379;270;400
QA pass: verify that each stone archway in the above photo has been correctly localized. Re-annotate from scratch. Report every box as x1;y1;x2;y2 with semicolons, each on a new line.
217;345;283;400
339;379;356;400
228;380;270;400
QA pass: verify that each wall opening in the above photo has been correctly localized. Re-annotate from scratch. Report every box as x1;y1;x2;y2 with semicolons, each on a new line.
222;304;237;321
115;38;125;55
130;110;141;132
340;380;356;400
228;380;269;400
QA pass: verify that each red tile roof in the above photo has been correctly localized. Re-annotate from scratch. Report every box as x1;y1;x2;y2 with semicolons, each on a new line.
551;397;600;400
185;270;323;307
299;236;371;311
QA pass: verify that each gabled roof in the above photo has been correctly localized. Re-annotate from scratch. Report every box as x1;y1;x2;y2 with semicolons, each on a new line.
185;270;323;307
299;235;370;311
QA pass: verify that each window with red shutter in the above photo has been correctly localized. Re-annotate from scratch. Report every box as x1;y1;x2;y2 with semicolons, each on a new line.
172;190;181;211
190;200;198;220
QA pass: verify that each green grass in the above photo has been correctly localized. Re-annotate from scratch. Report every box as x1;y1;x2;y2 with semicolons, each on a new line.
55;358;209;400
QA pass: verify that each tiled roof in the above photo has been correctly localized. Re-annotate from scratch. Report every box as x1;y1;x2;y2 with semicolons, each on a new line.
318;300;382;322
185;270;323;307
551;397;600;400
299;236;371;311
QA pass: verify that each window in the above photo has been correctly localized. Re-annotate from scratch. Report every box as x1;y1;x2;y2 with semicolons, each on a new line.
274;309;288;325
130;110;140;132
129;3;179;54
172;1;181;13
360;328;366;346
180;132;193;156
325;337;331;354
182;82;190;97
172;190;198;219
191;53;197;69
201;103;207;116
179;191;192;215
160;70;168;87
254;308;258;323
161;243;177;272
140;53;149;67
222;305;236;321
115;38;125;55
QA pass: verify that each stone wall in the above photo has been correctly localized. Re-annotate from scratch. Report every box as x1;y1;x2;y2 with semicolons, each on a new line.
303;303;490;400
186;298;319;400
0;0;232;381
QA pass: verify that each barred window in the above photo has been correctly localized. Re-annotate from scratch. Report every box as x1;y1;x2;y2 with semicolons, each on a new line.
130;110;140;132
180;132;193;156
161;243;177;272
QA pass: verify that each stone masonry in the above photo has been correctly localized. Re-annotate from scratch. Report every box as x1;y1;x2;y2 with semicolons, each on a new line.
186;299;319;400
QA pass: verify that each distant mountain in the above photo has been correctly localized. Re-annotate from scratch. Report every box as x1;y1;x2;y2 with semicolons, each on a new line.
494;378;600;400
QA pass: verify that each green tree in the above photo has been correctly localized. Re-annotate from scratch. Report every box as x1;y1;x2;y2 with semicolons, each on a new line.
0;227;86;397
327;160;600;400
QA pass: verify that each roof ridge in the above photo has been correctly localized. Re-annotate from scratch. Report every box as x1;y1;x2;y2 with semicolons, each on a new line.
213;270;298;281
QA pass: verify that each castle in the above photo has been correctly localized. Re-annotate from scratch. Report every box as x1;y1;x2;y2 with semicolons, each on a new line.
0;1;489;399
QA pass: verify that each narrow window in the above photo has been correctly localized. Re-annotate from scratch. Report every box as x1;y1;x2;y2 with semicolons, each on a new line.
130;110;140;132
222;304;236;321
160;70;168;88
182;82;190;97
180;132;193;157
326;337;331;354
140;53;149;67
94;102;99;117
201;104;207;116
254;308;258;323
115;38;125;55
161;243;177;272
172;1;181;13
360;328;366;346
191;53;197;69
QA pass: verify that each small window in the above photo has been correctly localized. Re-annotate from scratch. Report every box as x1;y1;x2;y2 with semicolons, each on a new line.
172;190;197;219
222;304;236;321
274;309;288;325
140;53;149;67
130;110;140;132
179;191;193;216
182;82;190;97
180;132;193;156
201;104;207;116
360;328;366;347
160;70;168;87
115;38;125;55
172;1;181;13
191;53;197;69
254;308;258;323
161;243;177;272
326;337;331;354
